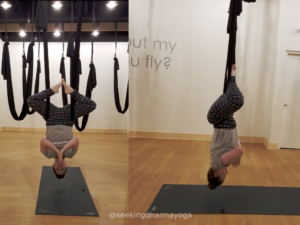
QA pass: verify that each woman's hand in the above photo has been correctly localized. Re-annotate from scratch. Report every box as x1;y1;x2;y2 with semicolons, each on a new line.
226;64;237;77
57;151;64;161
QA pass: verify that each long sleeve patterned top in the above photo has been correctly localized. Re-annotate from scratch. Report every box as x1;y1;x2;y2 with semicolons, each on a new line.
27;89;97;127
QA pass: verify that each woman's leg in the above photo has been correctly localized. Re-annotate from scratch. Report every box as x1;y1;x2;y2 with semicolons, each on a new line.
27;81;62;118
207;76;244;127
62;79;97;118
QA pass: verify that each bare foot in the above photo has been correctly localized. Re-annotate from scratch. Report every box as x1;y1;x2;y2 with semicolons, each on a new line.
62;79;74;94
232;64;236;77
226;65;237;77
50;81;62;93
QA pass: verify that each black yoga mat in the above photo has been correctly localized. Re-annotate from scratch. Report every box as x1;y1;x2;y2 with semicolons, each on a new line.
147;184;300;215
35;166;99;217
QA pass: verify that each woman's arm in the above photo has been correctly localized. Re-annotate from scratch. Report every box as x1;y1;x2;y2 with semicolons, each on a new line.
59;137;79;157
40;138;62;160
231;139;242;167
221;146;244;166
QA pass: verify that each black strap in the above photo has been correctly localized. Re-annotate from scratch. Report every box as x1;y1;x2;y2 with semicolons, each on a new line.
27;41;37;115
114;22;118;57
34;60;41;95
60;57;68;106
5;10;8;41
67;35;74;57
30;1;34;42
91;41;94;63
22;42;27;99
34;31;41;97
223;0;241;93
60;23;68;106
35;1;51;120
113;57;129;114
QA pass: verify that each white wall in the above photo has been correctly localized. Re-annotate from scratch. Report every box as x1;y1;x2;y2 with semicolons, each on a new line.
129;0;279;138
0;41;128;130
268;0;300;146
0;39;3;130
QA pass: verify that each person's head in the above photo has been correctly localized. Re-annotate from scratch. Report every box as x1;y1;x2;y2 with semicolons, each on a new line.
53;159;67;179
207;167;228;190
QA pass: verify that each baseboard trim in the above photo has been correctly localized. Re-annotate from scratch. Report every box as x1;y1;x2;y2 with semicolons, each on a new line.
73;129;127;133
239;136;265;143
129;131;211;141
1;127;127;134
263;137;278;150
129;131;278;148
2;127;46;132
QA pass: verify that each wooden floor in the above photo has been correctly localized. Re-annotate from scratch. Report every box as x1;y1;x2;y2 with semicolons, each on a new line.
0;131;128;225
129;138;300;225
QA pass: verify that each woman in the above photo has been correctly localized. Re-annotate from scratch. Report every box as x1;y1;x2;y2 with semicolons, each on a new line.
207;65;244;190
27;79;96;179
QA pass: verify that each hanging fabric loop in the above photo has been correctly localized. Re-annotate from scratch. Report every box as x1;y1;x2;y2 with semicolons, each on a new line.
113;57;129;114
74;35;97;131
1;7;35;121
74;63;97;131
113;22;129;114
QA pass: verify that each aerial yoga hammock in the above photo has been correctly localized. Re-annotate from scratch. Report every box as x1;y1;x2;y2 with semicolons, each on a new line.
1;1;39;120
113;22;129;114
27;1;97;179
206;0;256;190
59;1;97;132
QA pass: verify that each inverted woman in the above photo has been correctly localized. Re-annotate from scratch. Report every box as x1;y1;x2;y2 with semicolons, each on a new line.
27;79;96;178
207;65;244;190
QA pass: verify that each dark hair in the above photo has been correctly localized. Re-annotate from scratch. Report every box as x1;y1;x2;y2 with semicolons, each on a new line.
53;164;67;179
207;167;224;190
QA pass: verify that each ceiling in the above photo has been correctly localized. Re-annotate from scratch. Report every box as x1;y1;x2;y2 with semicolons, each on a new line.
0;1;128;42
0;1;128;23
